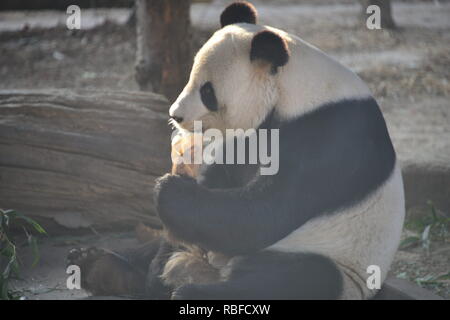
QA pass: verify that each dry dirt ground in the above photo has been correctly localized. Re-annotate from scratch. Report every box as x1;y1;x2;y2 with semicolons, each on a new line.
1;0;449;299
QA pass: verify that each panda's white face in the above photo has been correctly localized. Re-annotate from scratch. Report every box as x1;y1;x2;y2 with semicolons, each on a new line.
170;22;372;134
169;25;278;133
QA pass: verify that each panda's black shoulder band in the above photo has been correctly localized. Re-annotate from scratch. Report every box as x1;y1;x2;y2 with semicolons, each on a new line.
250;30;290;69
220;1;257;28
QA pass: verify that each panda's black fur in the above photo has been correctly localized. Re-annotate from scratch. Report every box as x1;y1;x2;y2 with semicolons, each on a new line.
68;1;403;300
151;1;400;300
156;98;396;256
250;30;290;73
220;1;257;28
155;97;395;299
173;251;343;300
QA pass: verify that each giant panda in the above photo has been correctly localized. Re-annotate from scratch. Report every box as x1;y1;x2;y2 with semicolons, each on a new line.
68;1;405;300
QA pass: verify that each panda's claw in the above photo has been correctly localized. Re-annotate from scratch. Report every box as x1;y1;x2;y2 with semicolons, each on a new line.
66;246;105;268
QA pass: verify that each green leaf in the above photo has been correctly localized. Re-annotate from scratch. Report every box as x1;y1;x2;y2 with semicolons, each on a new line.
415;272;450;285
29;236;40;267
427;201;438;223
15;214;47;235
0;208;46;299
1;241;15;259
434;272;450;282
399;236;420;249
3;256;15;278
1;241;17;278
415;274;435;285
421;225;431;251
3;213;10;229
0;276;11;300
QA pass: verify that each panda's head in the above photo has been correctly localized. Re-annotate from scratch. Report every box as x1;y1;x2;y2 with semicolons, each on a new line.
169;2;290;132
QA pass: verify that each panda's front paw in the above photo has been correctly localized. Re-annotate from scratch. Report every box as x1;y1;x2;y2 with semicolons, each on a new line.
154;173;198;223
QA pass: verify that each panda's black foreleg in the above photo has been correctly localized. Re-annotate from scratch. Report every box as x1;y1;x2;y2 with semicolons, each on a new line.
172;251;343;300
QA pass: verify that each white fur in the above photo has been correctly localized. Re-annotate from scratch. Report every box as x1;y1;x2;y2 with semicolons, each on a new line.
269;26;372;120
268;162;405;299
169;24;371;132
167;23;404;300
170;25;276;132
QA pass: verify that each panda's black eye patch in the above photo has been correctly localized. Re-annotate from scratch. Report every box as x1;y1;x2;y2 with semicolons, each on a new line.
200;81;218;112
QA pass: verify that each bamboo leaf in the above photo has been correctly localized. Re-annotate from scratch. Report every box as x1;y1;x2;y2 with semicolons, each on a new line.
29;236;40;267
421;225;431;251
15;214;47;235
399;236;420;249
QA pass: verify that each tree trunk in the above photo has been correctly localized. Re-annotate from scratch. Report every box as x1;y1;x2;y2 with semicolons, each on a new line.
0;89;171;232
361;0;396;29
135;0;192;102
0;0;133;11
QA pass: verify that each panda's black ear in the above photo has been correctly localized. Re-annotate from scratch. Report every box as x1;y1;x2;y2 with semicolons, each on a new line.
220;1;257;28
250;31;290;72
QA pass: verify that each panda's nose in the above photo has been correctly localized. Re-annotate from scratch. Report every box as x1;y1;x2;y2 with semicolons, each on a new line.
171;116;184;123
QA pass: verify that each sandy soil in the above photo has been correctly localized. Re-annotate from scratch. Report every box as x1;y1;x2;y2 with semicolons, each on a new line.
1;1;449;299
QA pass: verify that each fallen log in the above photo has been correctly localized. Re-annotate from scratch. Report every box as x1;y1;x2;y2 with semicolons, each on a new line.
1;89;448;233
0;89;171;232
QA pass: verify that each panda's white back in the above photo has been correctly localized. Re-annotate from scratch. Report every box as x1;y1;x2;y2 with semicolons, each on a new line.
165;3;405;299
256;25;406;299
268;163;404;299
203;24;405;299
203;23;372;121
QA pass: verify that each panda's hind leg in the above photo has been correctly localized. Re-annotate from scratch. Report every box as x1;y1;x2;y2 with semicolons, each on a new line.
172;251;343;300
67;239;161;297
